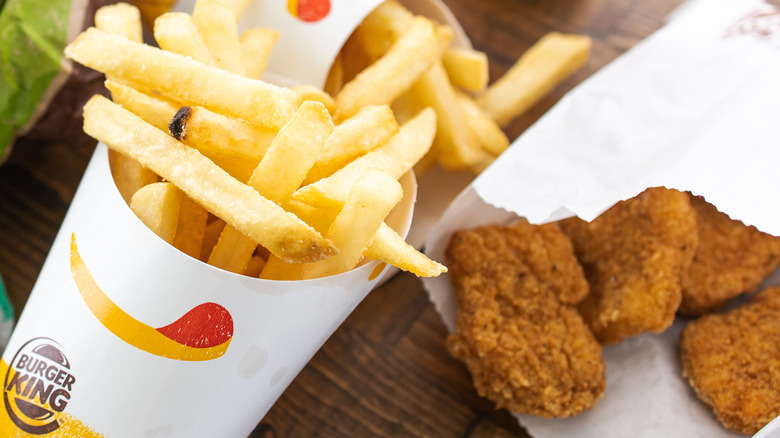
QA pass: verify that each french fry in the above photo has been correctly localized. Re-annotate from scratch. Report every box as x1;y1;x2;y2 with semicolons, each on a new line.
338;31;375;85
243;254;267;277
208;101;334;274
410;62;484;171
95;3;143;42
335;16;441;120
83;95;336;263
130;182;183;243
192;0;246;75
96;4;159;204
477;32;592;126
455;90;509;157
65;28;297;129
324;53;344;97
258;256;305;281
279;187;445;278
206;224;258;274
109;151;161;205
106;80;178;131
442;46;489;92
357;0;413;48
304;104;398;184
293;107;436;210
132;0;176;29
240;28;279;79
209;155;259;183
365;223;446;277
154;12;215;65
292;85;336;115
173;194;209;259
352;3;480;170
303;169;403;279
168;106;275;164
248;101;334;204
200;217;226;262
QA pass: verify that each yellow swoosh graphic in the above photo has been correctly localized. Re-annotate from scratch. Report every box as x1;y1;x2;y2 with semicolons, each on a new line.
69;234;231;361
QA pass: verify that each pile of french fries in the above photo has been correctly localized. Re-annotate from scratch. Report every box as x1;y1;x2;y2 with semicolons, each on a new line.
66;0;591;281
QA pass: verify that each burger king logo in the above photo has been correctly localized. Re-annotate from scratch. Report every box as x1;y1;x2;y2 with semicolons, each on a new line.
287;0;331;22
3;337;73;434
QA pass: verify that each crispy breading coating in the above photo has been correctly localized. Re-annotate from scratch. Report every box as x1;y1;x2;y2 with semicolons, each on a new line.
680;194;780;315
680;286;780;435
558;187;697;345
445;220;605;418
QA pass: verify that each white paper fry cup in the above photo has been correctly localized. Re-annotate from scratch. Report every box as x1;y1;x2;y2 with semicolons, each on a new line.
0;0;471;434
0;143;415;437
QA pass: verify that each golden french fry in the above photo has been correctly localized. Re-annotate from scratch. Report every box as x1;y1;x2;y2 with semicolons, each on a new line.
338;32;375;85
243;254;267;277
478;32;592;126
292;85;336;114
304;104;398;184
455;90;509;157
240;28;279;80
365;223;446;277
193;0;246;75
258;199;338;280
208;155;259;183
250;101;334;204
65;28;297;129
95;3;143;42
284;200;337;235
173;194;209;259
83;95;336;263
192;0;246;76
97;6;159;204
293;107;436;210
130;182;183;243
168;106;275;164
303;169;403;279
286;183;443;278
131;0;175;29
442;47;489;92
105;80;178;131
351;3;479;170
390;88;424;125
324;53;344;96
412;149;438;177
207;225;258;274
335;16;441;120
200;217;226;262
154;12;215;65
109;151;161;204
258;256;305;280
357;0;413;46
411;62;484;171
208;101;334;273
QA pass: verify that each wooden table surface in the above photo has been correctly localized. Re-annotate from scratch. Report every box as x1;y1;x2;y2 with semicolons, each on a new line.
0;0;734;436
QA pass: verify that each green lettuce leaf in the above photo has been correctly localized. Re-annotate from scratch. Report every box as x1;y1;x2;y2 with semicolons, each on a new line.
0;0;72;160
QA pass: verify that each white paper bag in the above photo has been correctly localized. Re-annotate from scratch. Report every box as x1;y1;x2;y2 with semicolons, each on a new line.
423;0;780;436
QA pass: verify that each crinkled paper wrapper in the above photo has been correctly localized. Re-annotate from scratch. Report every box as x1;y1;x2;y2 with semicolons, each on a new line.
423;0;780;436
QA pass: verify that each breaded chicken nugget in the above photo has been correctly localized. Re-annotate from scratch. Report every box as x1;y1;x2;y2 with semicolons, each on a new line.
558;187;697;345
680;286;780;435
680;194;780;315
445;220;605;418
